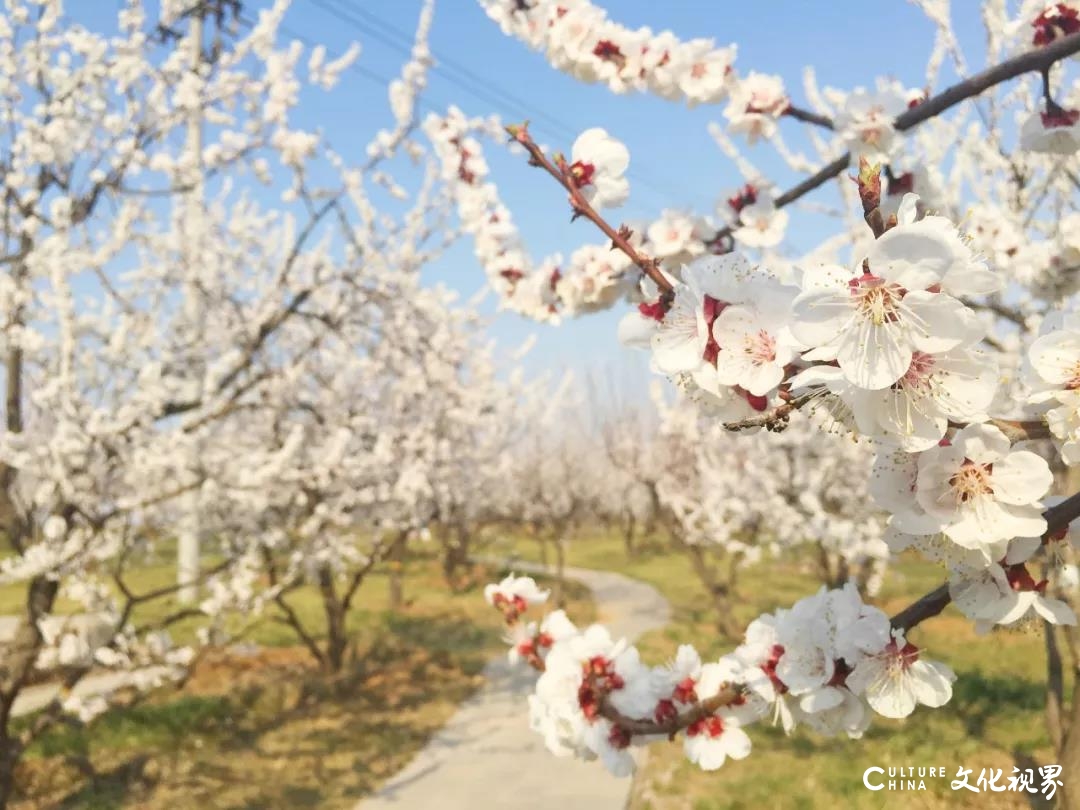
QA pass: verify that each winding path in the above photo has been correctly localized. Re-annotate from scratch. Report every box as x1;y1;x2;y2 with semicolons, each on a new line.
355;560;671;810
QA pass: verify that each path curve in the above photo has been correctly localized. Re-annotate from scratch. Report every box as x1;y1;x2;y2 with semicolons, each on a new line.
356;559;671;810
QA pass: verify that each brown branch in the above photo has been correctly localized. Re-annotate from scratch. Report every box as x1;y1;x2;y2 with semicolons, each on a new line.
897;33;1080;133
341;529;410;613
506;124;674;302
505;610;746;738
723;390;819;432
783;104;834;130
965;298;1029;326
891;489;1080;632
711;32;1080;244
890;583;951;632
271;594;326;668
599;685;742;737
985;418;1051;442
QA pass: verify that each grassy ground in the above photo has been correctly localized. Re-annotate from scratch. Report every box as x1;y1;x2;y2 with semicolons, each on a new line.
8;553;594;810
496;530;1063;810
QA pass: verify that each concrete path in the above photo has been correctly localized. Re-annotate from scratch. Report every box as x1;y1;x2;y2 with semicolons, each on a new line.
356;560;672;810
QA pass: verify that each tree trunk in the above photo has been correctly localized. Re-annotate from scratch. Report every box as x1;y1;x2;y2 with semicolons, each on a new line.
553;533;567;609
317;567;347;673
0;730;20;810
440;524;457;590
388;540;405;612
815;546;852;590
442;523;471;591
0;213;35;810
622;512;636;558
1058;676;1080;810
854;557;884;597
835;555;849;588
682;541;739;638
1046;621;1066;754
0;575;59;808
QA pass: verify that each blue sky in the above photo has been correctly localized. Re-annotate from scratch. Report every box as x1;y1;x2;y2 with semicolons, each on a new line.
274;0;991;395
81;1;991;397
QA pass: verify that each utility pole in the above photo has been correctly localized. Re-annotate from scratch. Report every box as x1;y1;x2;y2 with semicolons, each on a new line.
177;2;205;604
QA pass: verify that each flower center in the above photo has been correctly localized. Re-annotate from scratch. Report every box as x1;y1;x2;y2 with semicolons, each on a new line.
569;160;595;187
1005;563;1049;594
862;125;885;145
948;460;994;504
883;639;920;674
726;184;757;214
1033;4;1080;46
578;655;625;720
743;329;777;365
593;39;625;65
760;643;788;694
607;724;632;749
673;676;698;704
1066;361;1080;390
894;351;935;392
888;171;915;196
849;274;904;325
687;714;725;738
638;300;666;322
1041;108;1080;129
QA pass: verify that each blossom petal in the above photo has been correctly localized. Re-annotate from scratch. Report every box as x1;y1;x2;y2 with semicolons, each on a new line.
991;451;1053;505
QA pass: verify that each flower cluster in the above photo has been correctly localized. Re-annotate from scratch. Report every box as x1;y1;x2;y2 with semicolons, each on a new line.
833;80;922;165
489;575;955;775
477;0;736;104
425;111;644;321
621;183;1079;630
1026;297;1080;462
464;0;1080;792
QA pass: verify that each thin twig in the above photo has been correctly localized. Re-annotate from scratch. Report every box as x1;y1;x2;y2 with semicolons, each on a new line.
507;124;674;301
891;489;1080;632
711;32;1080;243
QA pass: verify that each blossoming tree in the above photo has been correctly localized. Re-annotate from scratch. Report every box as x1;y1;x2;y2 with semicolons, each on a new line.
460;1;1080;805
0;0;530;803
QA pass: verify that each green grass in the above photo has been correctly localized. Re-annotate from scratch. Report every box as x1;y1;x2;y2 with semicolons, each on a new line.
497;530;1061;810
10;553;595;810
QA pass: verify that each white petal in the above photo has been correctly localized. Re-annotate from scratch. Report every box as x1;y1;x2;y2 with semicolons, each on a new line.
835;321;911;390
618;311;658;348
992;451;1053;505
1032;596;1078;626
721;725;752;761
1029;331;1080;386
953;423;1010;464
867;677;917;719
799;687;845;713
903;291;982;354
790;290;851;349
908;659;955;708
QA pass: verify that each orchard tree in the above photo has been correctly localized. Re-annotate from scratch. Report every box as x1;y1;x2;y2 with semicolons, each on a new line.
214;287;530;672
0;0;531;803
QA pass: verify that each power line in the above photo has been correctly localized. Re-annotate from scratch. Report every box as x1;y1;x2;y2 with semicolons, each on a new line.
237;6;678;220
316;0;582;143
309;0;703;212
